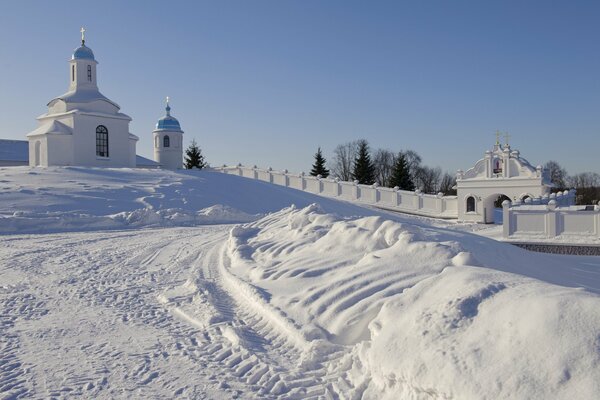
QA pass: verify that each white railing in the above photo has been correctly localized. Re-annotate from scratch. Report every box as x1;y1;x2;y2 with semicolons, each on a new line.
501;190;600;240
215;165;458;219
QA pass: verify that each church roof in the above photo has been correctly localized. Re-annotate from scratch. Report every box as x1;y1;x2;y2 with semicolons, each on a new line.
0;139;28;162
155;102;183;132
136;155;160;167
72;44;95;61
26;120;73;138
48;89;120;109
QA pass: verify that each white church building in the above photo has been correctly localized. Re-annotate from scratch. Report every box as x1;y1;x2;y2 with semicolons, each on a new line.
26;29;138;167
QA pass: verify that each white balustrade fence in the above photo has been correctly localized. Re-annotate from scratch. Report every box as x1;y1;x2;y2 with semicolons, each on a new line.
216;165;459;219
501;190;600;240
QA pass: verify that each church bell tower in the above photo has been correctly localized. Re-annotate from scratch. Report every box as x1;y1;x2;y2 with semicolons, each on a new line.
153;97;184;169
69;27;98;91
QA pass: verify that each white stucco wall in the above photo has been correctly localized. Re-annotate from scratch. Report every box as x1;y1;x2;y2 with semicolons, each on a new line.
70;114;134;167
216;166;459;219
153;130;183;169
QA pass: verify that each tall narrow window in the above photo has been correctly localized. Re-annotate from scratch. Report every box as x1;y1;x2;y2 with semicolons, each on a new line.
163;135;170;148
466;196;475;213
96;125;109;157
72;65;75;82
87;65;92;82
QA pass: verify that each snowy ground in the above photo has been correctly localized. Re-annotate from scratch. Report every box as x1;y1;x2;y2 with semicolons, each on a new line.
1;167;600;399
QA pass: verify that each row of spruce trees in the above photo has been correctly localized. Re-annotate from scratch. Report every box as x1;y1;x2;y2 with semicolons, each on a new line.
310;141;415;191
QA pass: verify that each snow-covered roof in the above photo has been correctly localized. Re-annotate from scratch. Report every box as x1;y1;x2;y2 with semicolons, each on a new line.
0;139;28;162
136;155;160;167
48;89;120;109
26;120;73;138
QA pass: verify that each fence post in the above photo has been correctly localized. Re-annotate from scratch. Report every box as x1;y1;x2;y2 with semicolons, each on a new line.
502;200;511;238
353;180;360;200
373;183;380;203
335;178;341;196
301;172;306;191
283;169;289;187
437;192;444;214
546;200;557;238
253;165;258;180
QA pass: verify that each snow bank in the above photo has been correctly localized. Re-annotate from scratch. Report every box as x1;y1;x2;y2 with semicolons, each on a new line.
223;204;600;398
0;205;256;234
0;166;377;233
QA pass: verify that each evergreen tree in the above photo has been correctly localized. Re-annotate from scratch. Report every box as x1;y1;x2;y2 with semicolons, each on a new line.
309;147;330;178
352;140;376;184
389;153;415;191
184;139;206;169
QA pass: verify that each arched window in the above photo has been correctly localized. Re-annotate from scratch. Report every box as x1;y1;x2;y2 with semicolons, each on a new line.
96;125;109;157
155;136;159;148
466;196;476;213
163;135;170;148
87;65;92;82
72;65;75;82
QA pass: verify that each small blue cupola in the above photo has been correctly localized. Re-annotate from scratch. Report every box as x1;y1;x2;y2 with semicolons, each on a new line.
156;97;183;132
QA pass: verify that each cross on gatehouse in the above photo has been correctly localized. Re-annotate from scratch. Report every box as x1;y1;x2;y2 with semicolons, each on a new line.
81;27;86;44
495;131;501;145
504;132;511;146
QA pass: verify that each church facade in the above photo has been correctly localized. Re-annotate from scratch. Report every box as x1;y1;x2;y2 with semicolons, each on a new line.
26;30;138;167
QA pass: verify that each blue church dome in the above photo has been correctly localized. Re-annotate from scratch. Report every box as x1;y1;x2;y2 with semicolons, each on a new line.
72;44;95;61
156;103;182;131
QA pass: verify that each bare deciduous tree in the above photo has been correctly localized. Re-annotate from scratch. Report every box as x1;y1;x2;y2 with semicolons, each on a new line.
414;166;442;194
438;172;457;195
330;140;360;181
544;160;568;189
373;149;396;187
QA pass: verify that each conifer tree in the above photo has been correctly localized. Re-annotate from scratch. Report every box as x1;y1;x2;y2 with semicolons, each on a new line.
184;139;206;169
389;153;415;191
310;147;330;178
352;140;376;184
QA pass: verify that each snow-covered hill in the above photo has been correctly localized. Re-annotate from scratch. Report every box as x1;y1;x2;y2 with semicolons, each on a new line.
1;166;599;399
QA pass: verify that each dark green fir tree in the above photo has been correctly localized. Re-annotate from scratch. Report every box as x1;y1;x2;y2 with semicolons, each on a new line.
352;140;376;184
389;153;415;191
184;139;206;169
309;147;330;178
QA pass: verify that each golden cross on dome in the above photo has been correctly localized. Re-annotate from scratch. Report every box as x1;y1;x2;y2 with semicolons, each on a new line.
495;130;501;145
166;96;170;106
80;27;86;44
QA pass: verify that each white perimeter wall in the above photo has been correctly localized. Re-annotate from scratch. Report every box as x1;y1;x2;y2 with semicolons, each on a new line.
216;165;458;219
501;191;600;240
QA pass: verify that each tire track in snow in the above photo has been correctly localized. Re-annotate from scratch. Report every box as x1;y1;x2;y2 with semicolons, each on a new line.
161;234;354;399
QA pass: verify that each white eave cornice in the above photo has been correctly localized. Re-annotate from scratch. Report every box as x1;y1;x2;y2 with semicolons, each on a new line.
37;110;132;122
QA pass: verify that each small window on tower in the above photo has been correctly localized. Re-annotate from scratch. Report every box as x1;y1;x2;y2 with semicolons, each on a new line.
87;65;92;82
72;65;75;82
164;135;170;148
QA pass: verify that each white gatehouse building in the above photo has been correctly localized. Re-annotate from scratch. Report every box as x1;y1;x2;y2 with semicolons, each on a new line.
456;136;552;223
26;29;138;168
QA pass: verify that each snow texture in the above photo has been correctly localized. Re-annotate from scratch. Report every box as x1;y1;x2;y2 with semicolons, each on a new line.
1;166;599;399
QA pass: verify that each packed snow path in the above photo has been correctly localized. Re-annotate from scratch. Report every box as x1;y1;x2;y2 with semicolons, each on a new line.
0;226;349;399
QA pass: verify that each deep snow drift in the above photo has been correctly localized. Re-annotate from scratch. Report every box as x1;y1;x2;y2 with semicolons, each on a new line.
1;166;599;399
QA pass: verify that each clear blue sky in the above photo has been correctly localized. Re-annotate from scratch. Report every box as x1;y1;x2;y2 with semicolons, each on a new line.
1;1;599;174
